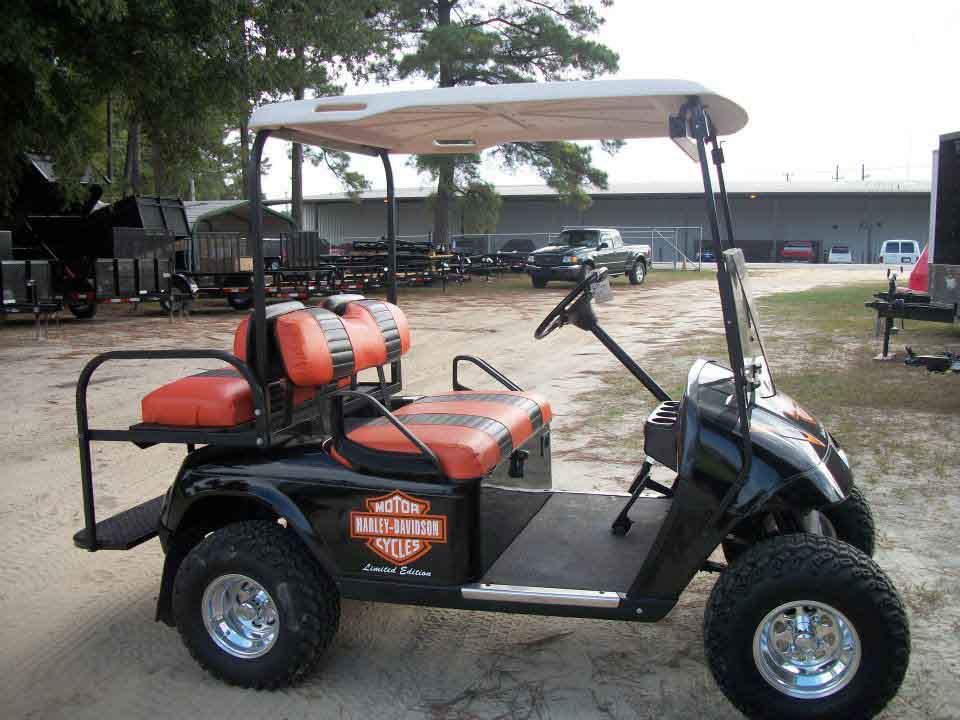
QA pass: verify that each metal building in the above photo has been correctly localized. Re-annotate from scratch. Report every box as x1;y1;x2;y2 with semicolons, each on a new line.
301;180;930;262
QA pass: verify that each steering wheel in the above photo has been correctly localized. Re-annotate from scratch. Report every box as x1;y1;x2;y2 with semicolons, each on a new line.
534;266;608;340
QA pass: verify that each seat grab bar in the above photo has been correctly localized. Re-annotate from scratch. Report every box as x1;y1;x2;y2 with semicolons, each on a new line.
332;389;444;477
452;355;522;392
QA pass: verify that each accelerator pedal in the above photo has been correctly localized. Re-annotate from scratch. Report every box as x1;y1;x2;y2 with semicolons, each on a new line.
611;461;674;536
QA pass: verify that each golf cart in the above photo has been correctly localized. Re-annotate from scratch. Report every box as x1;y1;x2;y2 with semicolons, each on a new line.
73;80;909;719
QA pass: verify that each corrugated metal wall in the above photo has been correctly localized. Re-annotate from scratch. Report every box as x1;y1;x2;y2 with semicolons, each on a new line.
305;192;930;262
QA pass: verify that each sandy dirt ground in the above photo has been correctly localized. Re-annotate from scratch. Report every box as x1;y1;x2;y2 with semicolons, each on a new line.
0;264;946;719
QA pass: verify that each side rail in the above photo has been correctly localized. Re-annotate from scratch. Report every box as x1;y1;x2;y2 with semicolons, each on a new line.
452;355;523;392
333;389;444;476
76;350;268;551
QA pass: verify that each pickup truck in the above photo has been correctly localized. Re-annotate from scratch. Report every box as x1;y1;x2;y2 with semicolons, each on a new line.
526;228;651;288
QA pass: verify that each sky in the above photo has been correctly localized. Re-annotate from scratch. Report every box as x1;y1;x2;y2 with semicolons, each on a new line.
259;0;960;202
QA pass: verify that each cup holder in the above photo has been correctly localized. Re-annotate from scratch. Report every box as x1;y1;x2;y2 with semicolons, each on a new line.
644;401;680;470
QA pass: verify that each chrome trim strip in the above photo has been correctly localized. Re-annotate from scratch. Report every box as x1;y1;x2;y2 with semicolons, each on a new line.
461;583;621;608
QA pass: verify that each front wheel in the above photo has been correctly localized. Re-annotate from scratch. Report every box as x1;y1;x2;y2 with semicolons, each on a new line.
628;260;646;285
704;534;909;720
531;276;548;289
173;520;340;689
821;485;875;557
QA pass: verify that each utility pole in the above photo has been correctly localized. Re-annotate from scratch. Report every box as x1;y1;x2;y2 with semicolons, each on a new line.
861;163;869;181
833;165;841;182
784;171;792;182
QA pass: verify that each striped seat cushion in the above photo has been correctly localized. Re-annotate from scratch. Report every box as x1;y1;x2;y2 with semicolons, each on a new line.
337;390;552;480
274;300;409;387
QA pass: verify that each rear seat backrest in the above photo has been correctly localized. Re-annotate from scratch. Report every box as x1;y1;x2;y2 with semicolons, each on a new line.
232;301;305;382
274;299;410;388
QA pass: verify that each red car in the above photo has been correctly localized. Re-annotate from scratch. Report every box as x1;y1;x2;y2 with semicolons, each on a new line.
780;240;816;262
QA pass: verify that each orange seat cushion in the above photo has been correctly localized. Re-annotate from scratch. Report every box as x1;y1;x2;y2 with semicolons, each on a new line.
339;390;552;480
141;370;254;427
141;370;317;428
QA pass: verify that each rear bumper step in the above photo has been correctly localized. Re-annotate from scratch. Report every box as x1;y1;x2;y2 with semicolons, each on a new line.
73;495;165;551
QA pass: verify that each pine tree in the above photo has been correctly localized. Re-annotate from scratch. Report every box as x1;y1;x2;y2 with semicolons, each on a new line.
393;0;620;242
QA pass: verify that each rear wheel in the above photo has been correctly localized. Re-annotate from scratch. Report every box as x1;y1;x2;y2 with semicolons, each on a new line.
704;534;909;720
69;302;97;319
173;520;339;689
628;260;646;285
228;293;253;311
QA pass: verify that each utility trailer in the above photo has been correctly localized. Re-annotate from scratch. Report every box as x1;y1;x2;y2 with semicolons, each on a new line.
866;132;960;368
0;254;62;336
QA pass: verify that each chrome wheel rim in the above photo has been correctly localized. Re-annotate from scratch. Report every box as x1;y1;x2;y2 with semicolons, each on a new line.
202;574;279;659
634;264;644;281
753;600;860;699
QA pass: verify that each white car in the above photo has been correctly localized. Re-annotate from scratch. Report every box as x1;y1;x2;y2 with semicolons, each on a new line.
879;239;920;265
828;245;853;263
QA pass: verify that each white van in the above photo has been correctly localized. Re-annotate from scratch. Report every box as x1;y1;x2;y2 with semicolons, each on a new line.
879;239;921;265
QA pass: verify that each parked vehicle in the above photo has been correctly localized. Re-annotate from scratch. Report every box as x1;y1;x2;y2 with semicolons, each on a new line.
495;238;537;272
526;228;650;288
780;240;816;262
72;80;909;719
828;245;853;263
879;239;921;265
696;248;716;262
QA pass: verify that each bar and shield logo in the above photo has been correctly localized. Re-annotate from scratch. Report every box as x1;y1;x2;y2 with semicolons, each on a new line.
350;490;448;565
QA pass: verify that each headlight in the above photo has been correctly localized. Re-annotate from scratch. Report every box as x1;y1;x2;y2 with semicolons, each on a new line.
562;255;578;263
527;255;535;262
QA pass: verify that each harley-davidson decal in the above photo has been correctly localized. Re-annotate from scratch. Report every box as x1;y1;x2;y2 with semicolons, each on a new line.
350;490;448;565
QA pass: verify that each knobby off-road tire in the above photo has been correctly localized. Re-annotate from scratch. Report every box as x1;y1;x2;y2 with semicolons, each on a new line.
821;484;876;557
704;534;909;720
628;260;646;285
173;520;340;689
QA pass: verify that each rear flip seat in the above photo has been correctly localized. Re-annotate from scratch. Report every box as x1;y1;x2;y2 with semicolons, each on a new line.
140;298;410;429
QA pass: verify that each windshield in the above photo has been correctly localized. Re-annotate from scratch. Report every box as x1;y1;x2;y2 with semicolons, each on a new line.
558;230;599;247
723;249;776;400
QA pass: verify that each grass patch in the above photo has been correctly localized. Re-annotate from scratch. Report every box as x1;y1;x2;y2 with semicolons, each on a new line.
567;279;960;485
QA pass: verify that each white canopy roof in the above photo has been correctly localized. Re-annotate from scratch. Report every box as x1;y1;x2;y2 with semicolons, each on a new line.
248;79;747;156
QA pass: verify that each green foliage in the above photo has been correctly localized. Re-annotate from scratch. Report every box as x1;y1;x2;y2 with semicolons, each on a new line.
392;0;620;233
415;153;502;232
0;0;396;212
302;146;372;200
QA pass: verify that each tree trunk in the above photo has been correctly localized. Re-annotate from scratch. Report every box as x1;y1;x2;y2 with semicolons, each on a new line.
239;116;250;200
291;46;305;231
123;119;141;195
433;159;453;246
432;0;454;246
151;133;166;196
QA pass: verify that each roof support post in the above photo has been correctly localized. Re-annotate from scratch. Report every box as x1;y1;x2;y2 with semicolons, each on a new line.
689;103;726;264
689;99;753;519
380;151;398;305
248;129;271;385
709;135;737;250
